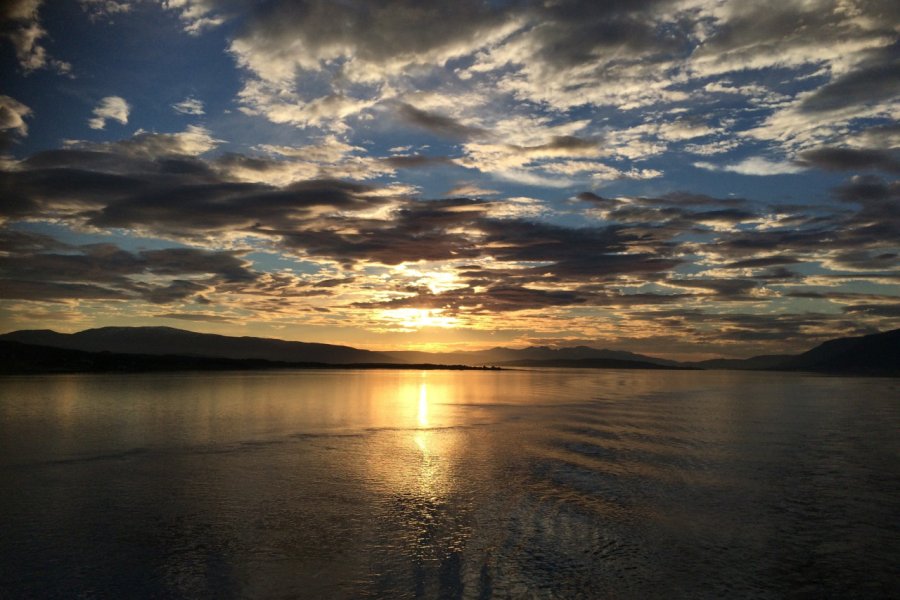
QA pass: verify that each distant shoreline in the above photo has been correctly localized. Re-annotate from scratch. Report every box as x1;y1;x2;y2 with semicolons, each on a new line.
0;340;503;375
2;325;898;377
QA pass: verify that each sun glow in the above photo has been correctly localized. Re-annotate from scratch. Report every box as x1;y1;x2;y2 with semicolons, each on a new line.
381;308;458;330
390;265;467;295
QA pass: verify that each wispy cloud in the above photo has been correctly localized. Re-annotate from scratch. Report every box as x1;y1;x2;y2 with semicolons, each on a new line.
88;96;129;130
0;95;31;148
172;96;205;115
694;157;807;176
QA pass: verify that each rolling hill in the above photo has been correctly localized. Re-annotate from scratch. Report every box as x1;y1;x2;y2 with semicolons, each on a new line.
0;326;400;364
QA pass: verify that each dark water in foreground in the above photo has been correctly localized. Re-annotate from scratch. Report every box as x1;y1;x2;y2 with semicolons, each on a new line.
1;369;898;599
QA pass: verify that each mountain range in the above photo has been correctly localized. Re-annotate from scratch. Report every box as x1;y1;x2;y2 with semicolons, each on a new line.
1;326;897;376
0;326;398;364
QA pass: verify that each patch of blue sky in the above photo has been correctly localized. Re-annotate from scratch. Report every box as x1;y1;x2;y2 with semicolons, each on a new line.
385;162;475;198
6;2;241;156
210;110;320;156
12;221;188;252
244;251;322;275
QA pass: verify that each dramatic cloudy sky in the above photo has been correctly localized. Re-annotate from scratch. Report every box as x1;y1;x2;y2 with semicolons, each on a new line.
1;0;898;358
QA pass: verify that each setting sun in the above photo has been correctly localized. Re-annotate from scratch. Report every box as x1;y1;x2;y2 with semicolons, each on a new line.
381;308;458;330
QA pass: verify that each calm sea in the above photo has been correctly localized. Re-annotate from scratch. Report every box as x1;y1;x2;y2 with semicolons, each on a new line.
1;369;898;598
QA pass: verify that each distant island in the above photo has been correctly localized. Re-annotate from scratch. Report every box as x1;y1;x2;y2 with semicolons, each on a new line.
0;326;897;376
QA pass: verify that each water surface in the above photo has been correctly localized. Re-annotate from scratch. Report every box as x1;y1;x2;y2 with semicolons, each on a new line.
1;369;898;598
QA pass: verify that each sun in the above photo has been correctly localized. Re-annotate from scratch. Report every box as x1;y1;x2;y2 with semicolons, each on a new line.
381;308;458;330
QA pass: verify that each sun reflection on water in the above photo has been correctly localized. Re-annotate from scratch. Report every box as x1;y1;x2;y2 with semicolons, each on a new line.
414;379;432;472
417;382;428;428
354;373;471;522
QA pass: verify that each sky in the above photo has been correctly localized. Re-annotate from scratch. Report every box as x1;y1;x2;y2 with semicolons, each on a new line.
0;0;898;359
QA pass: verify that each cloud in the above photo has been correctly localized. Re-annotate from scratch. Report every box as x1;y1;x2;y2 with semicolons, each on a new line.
0;0;41;20
162;0;226;34
467;1;688;110
228;0;518;84
694;157;806;176
139;247;257;282
224;0;520;131
0;129;399;225
57;126;221;163
843;304;900;318
381;154;453;169
238;83;376;132
667;278;760;299
469;0;897;157
482;197;548;220
172;96;205;115
455;129;651;185
0;95;31;150
181;0;899;191
0;279;132;301
688;0;897;81
573;191;612;205
798;44;900;114
256;136;361;162
224;137;398;185
827;249;899;271
1;0;72;74
846;123;900;150
623;308;878;349
154;0;900;171
105;125;219;157
394;103;487;140
1;124;897;346
156;312;233;322
85;178;397;239
88;96;130;130
79;0;133;21
446;183;500;197
703;175;899;267
354;284;587;313
0;229;68;253
723;255;802;269
834;174;899;206
0;237;258;304
796;147;900;173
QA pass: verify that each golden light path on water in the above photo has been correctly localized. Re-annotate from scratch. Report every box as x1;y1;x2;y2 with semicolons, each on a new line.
414;378;437;510
354;372;461;521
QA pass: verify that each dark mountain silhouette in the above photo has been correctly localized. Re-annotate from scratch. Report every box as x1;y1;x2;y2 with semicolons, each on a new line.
497;358;694;370
684;355;794;371
774;328;900;375
0;340;309;373
0;326;400;364
0;340;492;374
1;326;897;375
386;345;679;366
684;329;899;375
